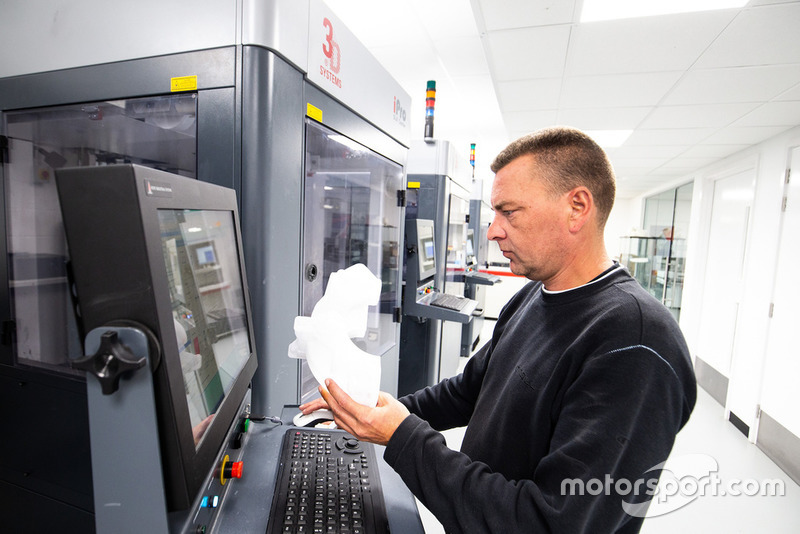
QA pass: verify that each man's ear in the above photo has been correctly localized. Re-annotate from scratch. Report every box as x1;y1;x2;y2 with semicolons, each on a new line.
567;187;594;233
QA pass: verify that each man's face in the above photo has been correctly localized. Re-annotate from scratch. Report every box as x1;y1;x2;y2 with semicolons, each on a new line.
487;154;572;283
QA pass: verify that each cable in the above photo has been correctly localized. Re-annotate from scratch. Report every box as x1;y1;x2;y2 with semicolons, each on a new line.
248;414;283;425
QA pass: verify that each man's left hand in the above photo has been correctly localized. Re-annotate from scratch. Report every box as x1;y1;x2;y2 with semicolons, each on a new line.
319;378;410;446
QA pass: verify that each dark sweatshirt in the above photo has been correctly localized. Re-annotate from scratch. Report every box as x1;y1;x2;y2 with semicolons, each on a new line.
385;265;696;533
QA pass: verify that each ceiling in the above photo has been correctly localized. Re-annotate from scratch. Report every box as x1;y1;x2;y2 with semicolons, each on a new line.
325;0;800;198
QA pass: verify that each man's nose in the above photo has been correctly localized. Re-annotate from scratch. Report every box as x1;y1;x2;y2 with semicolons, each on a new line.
487;216;503;241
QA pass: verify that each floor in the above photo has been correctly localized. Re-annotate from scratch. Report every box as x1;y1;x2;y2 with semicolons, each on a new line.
417;319;800;533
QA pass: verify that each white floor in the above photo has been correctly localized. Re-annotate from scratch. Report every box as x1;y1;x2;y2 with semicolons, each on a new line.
417;319;800;533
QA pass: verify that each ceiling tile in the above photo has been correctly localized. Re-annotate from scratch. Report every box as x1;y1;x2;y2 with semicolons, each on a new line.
640;103;760;129
610;158;672;170
663;65;800;105
734;101;800;127
624;128;716;146
614;169;662;179
694;3;800;68
485;25;571;81
504;109;560;132
496;78;562;111
560;71;683;108
476;0;578;31
566;11;737;76
658;157;719;170
680;144;750;159
749;0;799;5
775;82;800;101
557;106;653;129
415;0;481;40
612;145;690;160
702;125;791;145
433;36;491;77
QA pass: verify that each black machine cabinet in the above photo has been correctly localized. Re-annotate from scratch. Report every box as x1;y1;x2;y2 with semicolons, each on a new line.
0;23;409;534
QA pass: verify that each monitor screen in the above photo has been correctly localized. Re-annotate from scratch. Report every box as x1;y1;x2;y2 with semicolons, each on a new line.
422;239;435;261
158;210;251;450
192;242;218;267
415;219;437;281
56;164;257;511
465;229;477;267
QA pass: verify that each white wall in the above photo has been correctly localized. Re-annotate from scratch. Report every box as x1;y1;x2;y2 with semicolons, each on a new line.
604;197;637;261
678;125;800;441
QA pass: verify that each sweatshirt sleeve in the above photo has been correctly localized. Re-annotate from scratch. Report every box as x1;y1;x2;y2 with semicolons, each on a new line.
398;342;491;431
384;345;693;534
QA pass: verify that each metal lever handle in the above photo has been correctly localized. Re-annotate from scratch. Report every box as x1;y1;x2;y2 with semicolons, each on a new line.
71;330;146;395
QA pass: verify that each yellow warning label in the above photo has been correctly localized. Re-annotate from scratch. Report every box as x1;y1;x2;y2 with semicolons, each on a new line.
407;181;421;189
306;103;323;122
171;75;198;92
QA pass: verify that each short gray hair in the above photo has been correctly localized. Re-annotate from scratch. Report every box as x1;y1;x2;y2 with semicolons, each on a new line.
491;127;616;227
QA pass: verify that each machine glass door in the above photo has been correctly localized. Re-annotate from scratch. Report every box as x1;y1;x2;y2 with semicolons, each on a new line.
444;191;470;296
300;119;404;401
2;94;197;373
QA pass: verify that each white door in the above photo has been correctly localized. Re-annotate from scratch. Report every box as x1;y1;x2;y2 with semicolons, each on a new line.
695;169;755;380
758;147;800;439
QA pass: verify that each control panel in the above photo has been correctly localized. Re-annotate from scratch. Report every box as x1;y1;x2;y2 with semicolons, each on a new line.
187;409;252;534
414;280;437;302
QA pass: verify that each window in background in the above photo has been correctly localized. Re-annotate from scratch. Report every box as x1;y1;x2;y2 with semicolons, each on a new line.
620;182;693;320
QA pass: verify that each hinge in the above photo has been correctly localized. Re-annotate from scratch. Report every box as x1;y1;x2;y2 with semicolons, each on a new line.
785;168;791;185
769;302;775;318
392;306;402;323
0;135;8;164
465;214;470;223
1;320;16;346
397;189;406;207
755;404;762;421
782;196;788;212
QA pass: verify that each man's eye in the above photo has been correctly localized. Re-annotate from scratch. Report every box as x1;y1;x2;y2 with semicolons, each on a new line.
503;210;515;217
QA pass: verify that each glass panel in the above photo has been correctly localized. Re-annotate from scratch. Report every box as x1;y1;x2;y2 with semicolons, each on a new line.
663;182;693;320
300;120;404;402
629;182;693;321
620;236;659;295
444;192;470;295
158;209;250;448
3;95;197;373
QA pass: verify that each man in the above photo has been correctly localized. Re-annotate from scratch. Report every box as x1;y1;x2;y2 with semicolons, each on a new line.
302;127;697;533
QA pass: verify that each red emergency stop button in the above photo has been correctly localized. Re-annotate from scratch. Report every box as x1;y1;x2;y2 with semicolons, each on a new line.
219;455;244;485
227;461;243;479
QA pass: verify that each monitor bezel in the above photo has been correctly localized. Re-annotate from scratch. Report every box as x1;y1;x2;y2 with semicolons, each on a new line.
138;171;258;510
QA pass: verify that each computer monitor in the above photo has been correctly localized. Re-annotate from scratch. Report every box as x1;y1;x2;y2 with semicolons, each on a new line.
465;229;477;268
55;164;258;511
415;219;437;281
190;241;219;267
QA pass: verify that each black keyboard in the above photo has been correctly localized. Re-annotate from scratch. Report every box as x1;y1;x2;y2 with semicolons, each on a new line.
429;293;469;311
266;429;390;534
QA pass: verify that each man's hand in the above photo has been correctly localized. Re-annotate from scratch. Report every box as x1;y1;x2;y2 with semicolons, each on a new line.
299;396;330;415
319;379;410;446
